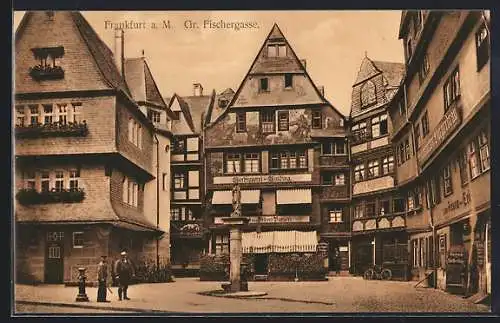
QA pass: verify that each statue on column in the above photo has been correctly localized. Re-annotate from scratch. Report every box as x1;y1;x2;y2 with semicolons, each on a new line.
231;178;242;218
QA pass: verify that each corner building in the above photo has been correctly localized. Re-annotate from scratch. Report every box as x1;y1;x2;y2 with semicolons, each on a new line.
204;24;349;278
14;11;171;284
392;10;490;295
348;55;409;279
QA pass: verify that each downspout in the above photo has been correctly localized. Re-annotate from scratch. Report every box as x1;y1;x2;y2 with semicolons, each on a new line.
154;133;160;268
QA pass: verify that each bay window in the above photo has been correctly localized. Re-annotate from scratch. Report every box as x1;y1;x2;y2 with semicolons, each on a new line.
382;156;394;175
354;164;365;182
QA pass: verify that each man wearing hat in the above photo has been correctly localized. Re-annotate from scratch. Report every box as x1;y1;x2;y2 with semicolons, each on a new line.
97;255;110;302
114;251;135;301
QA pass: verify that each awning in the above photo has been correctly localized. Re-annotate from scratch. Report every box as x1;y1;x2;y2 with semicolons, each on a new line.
276;189;312;205
242;230;318;254
212;190;260;205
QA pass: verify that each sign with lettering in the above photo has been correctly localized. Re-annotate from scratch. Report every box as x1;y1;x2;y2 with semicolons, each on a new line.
418;104;462;165
214;215;310;224
443;190;471;215
353;175;394;195
213;173;312;185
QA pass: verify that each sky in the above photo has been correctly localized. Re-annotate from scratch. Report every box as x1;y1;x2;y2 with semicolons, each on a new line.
13;11;405;116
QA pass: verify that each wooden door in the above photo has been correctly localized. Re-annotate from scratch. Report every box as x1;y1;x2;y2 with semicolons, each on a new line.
45;232;64;283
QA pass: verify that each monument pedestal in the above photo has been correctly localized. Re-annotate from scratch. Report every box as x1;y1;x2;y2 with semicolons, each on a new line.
221;216;249;293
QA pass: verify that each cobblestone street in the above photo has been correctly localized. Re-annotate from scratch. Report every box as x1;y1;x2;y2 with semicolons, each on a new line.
14;277;490;314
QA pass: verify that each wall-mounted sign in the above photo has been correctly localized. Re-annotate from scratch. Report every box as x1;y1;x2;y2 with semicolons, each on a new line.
214;215;310;224
443;190;471;215
213;173;312;185
418;104;462;165
353;175;394;195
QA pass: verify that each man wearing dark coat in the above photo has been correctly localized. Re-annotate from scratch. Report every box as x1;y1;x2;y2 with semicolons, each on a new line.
114;251;135;301
97;255;110;302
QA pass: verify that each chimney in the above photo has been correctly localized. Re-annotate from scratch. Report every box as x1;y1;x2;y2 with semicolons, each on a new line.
300;59;307;70
193;83;203;96
114;29;125;75
318;86;325;97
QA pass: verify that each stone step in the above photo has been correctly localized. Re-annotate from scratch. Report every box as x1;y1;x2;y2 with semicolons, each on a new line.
254;275;268;281
328;271;351;277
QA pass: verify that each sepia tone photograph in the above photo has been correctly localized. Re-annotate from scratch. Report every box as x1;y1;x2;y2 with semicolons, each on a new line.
12;10;491;315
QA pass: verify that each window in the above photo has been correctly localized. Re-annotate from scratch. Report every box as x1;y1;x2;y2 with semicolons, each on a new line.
71;103;83;123
278;45;287;57
55;171;64;192
186;137;199;153
405;138;411;161
367;160;379;178
335;142;346;155
322;172;333;185
329;209;343;223
476;23;490;70
137;125;142;149
259;78;269;92
312;110;322;129
41;171;50;192
354;164;365;182
421;111;429;137
127;118;141;148
261;110;275;133
69;169;80;191
430;177;441;205
226;153;241;174
352;122;367;143
123;177;139;207
365;202;376;218
236;112;246;132
468;141;480;179
43;104;53;125
173;138;185;154
147;109;161;124
171;207;181;221
412;240;419;268
393;198;406;213
278;111;289;131
379;200;390;216
458;150;469;185
443;68;460;111
418;53;430;84
244;153;260;173
57;104;67;125
443;164;453;197
270;150;307;170
322;141;346;156
73;232;84;248
215;234;229;255
174;173;186;189
16;106;25;126
408;193;415;210
382;156;394;175
284;74;293;89
322;142;333;155
335;173;345;186
478;131;490;172
267;45;277;57
29;105;39;125
371;114;388;137
414;123;421;149
360;80;376;107
354;205;364;219
24;171;36;190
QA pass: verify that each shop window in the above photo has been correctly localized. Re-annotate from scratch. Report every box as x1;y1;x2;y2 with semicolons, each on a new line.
365;202;376;218
476;23;490;71
215;234;229;255
236;112;246;132
260;110;275;133
72;232;84;248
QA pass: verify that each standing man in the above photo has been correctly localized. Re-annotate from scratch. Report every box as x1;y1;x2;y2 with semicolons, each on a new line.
114;251;135;301
97;255;110;302
335;247;341;276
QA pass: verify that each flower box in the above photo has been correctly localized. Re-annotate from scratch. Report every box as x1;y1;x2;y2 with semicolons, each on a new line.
29;65;65;81
16;188;86;206
16;121;88;138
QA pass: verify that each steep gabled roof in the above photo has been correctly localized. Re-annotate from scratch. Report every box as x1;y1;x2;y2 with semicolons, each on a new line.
372;61;406;88
70;12;132;96
183;95;213;133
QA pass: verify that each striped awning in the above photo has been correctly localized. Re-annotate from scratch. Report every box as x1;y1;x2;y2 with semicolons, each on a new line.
212;190;260;205
276;189;312;205
242;230;318;254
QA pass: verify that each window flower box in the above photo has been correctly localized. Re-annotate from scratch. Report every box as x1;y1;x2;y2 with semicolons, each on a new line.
16;188;86;206
29;65;65;81
15;121;88;138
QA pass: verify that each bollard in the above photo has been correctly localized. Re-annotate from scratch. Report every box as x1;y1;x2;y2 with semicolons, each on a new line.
75;267;89;302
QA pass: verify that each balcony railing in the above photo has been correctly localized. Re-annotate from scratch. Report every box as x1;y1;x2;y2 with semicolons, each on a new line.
16;121;88;138
352;212;406;232
318;155;349;168
16;188;86;206
29;65;65;81
320;185;349;200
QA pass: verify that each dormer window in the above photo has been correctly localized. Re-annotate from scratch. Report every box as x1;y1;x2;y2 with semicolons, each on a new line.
360;80;376;108
30;46;65;81
218;98;228;108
